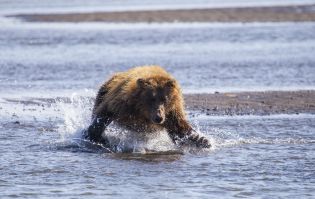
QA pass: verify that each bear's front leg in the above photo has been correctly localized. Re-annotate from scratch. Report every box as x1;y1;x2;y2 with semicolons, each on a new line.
165;113;211;148
85;101;114;144
85;116;112;143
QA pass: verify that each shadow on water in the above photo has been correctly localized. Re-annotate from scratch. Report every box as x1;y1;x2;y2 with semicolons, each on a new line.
41;137;186;162
108;151;183;162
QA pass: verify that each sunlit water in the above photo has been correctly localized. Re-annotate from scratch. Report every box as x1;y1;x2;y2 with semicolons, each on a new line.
1;22;315;94
1;2;315;197
0;93;314;198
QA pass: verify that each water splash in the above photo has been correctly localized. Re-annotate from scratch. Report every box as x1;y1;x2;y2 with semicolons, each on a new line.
53;93;314;154
56;91;94;141
199;126;315;151
103;122;177;153
54;91;179;153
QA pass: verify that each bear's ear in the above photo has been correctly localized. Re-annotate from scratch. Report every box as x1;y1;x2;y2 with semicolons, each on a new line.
137;78;150;88
166;79;175;88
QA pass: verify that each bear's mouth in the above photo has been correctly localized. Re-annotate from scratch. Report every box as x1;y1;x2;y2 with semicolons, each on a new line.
152;116;165;124
150;112;165;124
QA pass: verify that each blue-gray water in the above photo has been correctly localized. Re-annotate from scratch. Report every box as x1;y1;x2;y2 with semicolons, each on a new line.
1;3;315;198
1;22;315;94
1;102;315;198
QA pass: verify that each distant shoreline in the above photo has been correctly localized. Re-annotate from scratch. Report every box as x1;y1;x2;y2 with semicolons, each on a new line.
184;90;315;116
9;4;315;23
4;90;315;116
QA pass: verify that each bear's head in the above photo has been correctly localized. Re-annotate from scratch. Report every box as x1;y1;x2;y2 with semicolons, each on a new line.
136;76;177;124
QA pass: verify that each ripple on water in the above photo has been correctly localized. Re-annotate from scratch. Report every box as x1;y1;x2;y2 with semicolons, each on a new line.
1;93;315;198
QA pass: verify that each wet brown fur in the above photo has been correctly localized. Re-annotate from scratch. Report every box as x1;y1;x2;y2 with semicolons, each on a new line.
86;65;210;148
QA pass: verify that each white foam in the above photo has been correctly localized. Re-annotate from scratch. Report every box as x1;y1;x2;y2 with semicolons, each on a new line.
103;123;176;153
50;92;177;152
55;92;94;141
200;125;315;151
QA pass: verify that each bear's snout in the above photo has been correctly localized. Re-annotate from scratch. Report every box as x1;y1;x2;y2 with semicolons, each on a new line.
151;106;165;124
153;115;164;124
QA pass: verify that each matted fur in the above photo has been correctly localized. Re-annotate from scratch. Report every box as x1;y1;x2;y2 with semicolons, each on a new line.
86;65;210;148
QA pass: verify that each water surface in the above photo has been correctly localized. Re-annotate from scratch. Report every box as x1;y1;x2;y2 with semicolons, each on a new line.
0;94;314;198
1;22;315;94
0;3;315;198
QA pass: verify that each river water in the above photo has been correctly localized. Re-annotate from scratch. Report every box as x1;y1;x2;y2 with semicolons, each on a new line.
1;22;315;93
1;95;314;198
1;1;315;198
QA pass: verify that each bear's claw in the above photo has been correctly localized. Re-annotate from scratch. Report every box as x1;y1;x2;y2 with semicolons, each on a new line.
198;137;211;148
185;132;211;148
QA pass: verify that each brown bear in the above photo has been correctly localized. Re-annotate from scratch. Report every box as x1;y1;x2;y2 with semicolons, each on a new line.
85;65;210;148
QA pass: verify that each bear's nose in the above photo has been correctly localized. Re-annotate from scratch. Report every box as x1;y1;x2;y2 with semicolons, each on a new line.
153;116;163;124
